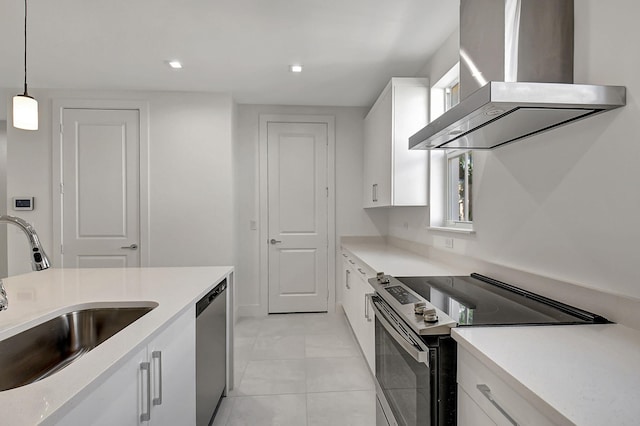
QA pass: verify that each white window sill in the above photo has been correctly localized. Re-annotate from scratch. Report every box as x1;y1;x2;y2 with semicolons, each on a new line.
427;226;476;235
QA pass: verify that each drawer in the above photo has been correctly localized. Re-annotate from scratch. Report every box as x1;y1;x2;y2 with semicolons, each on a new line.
341;251;376;281
458;385;496;426
457;347;556;426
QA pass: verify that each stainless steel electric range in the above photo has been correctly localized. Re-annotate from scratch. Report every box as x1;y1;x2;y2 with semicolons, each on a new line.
368;272;609;426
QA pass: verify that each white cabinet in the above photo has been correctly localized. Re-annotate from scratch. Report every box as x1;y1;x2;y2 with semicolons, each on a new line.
355;269;375;371
457;347;555;426
340;251;376;372
458;385;497;426
363;78;429;208
57;345;148;425
146;306;196;425
58;306;196;425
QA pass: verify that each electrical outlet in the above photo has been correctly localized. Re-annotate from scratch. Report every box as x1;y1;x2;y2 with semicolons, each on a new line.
249;220;257;230
445;238;454;249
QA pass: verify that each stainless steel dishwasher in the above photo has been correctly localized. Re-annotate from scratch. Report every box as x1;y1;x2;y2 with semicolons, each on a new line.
196;278;227;426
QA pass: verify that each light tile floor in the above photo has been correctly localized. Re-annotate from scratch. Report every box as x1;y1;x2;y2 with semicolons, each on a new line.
213;312;377;426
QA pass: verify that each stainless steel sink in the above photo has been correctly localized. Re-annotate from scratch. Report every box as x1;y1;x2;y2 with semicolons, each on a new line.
0;304;157;391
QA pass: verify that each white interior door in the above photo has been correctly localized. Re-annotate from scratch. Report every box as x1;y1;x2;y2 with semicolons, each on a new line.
267;122;328;313
61;108;140;268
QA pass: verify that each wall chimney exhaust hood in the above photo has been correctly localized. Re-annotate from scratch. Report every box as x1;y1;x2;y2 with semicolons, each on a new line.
409;0;626;150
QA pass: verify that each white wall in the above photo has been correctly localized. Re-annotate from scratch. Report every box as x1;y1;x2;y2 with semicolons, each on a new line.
5;89;234;275
234;104;388;314
388;1;640;299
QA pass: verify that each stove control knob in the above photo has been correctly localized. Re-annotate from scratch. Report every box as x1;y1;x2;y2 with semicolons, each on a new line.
414;302;426;315
423;308;439;323
376;272;390;285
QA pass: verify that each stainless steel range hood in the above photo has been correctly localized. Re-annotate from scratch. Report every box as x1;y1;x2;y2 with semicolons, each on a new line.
409;0;626;150
409;81;626;150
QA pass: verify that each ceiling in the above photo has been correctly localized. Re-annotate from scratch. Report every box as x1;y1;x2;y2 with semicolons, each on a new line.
0;0;459;108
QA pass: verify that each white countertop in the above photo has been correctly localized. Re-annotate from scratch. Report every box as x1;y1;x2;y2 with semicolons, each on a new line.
0;266;232;425
342;239;640;425
453;325;640;426
341;241;468;276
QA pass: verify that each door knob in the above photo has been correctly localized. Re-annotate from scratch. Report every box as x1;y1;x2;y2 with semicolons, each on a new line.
120;244;139;250
269;239;282;245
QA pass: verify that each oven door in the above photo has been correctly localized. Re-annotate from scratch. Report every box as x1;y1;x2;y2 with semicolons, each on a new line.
369;294;435;426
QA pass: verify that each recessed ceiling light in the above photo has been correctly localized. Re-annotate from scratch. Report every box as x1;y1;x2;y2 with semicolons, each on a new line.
167;60;183;69
289;64;303;73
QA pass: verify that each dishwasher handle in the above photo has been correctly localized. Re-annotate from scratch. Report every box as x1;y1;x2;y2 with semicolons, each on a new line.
196;279;227;317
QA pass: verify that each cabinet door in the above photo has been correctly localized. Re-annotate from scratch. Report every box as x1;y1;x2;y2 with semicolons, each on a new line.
458;385;496;426
457;347;555;426
148;305;196;426
362;115;376;208
57;346;148;426
370;88;393;206
392;83;428;206
340;256;351;307
342;260;359;333
57;307;197;426
357;275;375;373
363;85;392;208
363;78;428;208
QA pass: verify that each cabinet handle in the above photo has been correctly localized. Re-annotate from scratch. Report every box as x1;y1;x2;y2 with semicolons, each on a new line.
342;253;348;258
140;362;151;422
372;184;378;202
152;351;163;406
476;384;519;426
345;269;351;289
357;268;366;275
365;293;375;321
364;294;369;321
348;260;355;265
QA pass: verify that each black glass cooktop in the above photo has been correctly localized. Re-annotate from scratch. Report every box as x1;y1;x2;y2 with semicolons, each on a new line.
395;273;610;326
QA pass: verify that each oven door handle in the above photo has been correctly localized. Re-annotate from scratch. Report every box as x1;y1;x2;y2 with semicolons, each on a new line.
369;295;430;366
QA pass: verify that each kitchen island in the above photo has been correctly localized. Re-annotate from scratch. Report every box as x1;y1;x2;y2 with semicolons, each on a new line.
0;266;233;425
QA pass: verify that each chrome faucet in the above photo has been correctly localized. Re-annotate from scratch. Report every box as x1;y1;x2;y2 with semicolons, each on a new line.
0;215;51;311
0;215;51;271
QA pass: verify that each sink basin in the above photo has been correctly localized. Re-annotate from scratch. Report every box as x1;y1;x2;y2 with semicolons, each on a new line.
0;304;157;391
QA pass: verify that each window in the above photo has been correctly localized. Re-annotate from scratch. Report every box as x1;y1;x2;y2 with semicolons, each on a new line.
446;150;473;228
428;63;474;233
444;81;460;112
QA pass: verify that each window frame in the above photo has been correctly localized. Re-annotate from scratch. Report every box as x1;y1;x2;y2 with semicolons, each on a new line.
427;62;475;234
445;149;473;230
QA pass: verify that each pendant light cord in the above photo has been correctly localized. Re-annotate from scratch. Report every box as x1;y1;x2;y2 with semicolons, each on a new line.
23;0;28;96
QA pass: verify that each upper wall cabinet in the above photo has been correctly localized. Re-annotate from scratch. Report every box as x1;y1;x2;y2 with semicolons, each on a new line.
363;78;429;208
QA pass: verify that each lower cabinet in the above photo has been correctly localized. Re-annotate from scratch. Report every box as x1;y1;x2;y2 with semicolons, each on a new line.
457;385;496;426
341;251;375;372
457;346;555;426
58;305;196;425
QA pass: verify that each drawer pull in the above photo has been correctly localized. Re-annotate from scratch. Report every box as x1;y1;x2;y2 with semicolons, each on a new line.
357;268;366;275
348;260;355;265
476;384;519;426
342;253;348;258
152;351;163;406
140;362;151;422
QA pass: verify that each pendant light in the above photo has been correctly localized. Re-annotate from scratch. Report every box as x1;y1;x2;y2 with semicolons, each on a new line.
13;0;38;131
